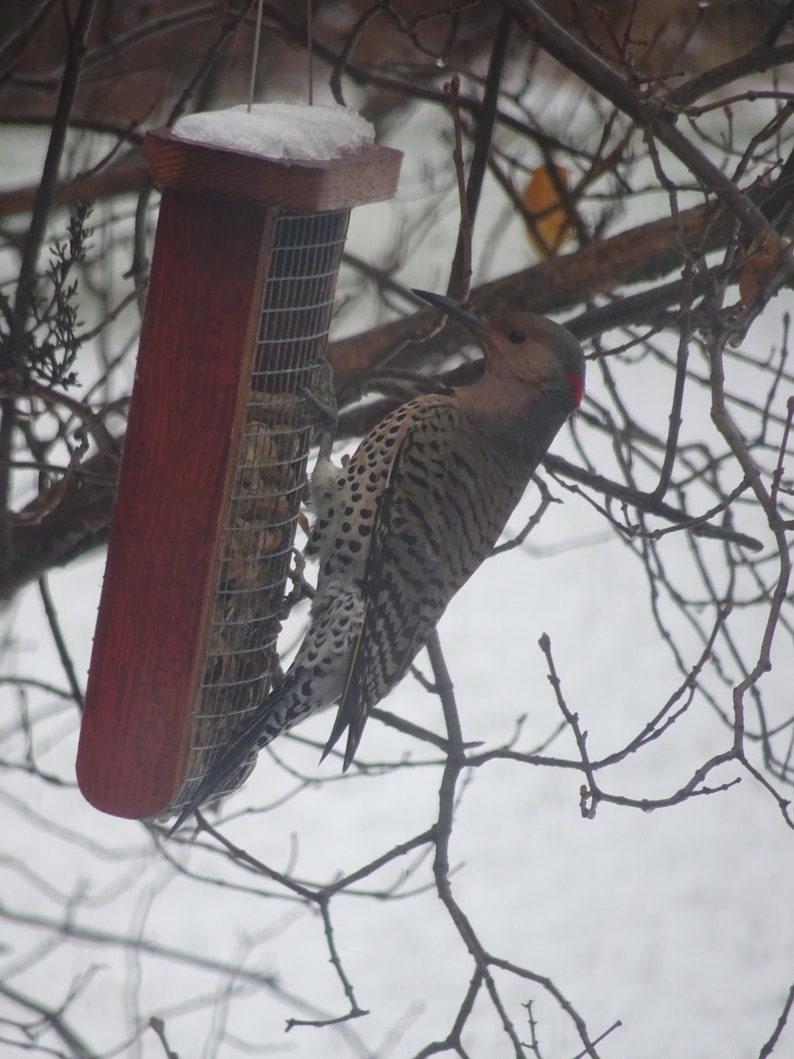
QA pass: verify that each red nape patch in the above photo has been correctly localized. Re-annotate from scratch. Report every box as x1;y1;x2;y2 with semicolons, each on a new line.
565;369;585;408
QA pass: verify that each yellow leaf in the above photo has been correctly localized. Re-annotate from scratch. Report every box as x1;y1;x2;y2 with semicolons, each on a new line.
522;164;574;258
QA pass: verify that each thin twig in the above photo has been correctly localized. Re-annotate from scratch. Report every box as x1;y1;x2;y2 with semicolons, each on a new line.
37;576;84;711
448;11;512;298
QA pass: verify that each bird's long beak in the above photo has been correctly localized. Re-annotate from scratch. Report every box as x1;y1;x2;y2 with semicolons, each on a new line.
412;289;487;337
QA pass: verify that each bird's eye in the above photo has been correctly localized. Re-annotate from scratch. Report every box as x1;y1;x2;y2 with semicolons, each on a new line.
507;328;525;344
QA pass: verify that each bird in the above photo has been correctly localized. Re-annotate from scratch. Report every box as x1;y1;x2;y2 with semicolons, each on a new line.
170;290;585;831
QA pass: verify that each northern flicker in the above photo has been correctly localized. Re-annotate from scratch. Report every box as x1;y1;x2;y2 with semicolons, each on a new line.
171;291;585;830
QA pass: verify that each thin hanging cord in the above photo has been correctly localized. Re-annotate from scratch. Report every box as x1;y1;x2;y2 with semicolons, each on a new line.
248;0;264;112
307;0;313;105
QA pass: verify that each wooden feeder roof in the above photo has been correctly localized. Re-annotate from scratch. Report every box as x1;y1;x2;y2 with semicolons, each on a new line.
143;127;402;212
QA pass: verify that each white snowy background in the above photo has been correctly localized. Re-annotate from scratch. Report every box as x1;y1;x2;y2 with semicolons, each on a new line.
2;85;793;1059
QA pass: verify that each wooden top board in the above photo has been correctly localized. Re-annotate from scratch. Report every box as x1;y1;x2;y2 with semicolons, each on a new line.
143;127;402;211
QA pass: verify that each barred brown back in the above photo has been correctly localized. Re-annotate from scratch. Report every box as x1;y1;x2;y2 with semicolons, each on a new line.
337;395;530;745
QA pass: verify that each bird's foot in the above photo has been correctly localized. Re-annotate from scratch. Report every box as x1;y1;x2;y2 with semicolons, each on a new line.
299;360;338;461
279;548;316;614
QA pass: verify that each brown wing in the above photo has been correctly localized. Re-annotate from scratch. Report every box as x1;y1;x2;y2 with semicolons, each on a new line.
325;397;527;766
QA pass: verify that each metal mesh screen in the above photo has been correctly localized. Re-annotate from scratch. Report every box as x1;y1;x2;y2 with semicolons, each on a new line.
172;208;350;811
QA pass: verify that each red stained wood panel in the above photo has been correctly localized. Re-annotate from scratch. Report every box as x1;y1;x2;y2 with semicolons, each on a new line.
76;188;272;818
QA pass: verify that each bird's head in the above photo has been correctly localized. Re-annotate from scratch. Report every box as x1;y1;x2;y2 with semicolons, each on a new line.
412;289;585;412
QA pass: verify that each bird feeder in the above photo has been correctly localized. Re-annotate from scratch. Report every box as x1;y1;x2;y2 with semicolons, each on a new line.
77;106;401;820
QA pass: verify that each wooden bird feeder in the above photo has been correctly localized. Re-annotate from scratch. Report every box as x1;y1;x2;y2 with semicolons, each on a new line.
77;110;401;820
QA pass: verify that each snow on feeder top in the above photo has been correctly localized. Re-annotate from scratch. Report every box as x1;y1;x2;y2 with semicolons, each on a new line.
77;103;402;820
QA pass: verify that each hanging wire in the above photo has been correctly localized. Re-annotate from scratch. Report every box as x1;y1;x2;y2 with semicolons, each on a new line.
248;0;312;109
307;0;314;105
248;0;264;112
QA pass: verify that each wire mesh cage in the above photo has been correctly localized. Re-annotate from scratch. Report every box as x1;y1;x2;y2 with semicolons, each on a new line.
183;209;349;809
77;124;401;819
